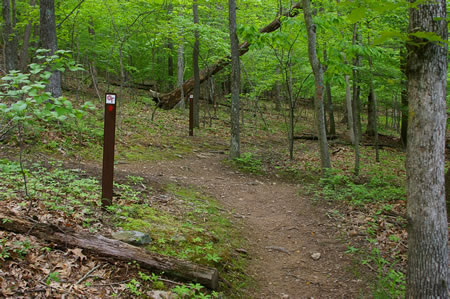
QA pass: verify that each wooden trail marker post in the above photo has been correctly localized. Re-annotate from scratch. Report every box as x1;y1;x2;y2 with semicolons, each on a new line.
101;93;117;206
189;94;194;136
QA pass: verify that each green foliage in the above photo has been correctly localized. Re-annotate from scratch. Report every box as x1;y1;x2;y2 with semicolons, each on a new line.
172;283;219;299
318;168;405;206
362;248;405;298
232;153;263;174
46;272;61;285
0;50;94;144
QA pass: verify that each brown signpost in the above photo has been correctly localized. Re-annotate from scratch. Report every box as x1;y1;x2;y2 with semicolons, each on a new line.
189;94;194;136
101;93;117;206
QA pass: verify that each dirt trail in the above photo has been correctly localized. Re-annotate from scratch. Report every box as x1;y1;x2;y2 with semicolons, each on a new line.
117;152;369;298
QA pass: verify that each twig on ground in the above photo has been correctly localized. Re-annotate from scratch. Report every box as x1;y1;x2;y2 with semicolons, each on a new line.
76;264;103;285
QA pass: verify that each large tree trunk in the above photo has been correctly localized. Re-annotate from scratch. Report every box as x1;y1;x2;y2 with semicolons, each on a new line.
40;0;62;98
303;0;330;170
151;2;302;110
2;0;19;72
0;212;219;290
406;0;449;297
192;0;200;128
228;0;240;158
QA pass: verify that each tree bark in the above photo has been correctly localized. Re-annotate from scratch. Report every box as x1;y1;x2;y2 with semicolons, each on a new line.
175;28;185;109
366;88;376;136
40;0;62;98
229;0;240;159
351;23;361;176
274;67;282;111
151;2;303;110
368;56;379;162
400;46;408;148
20;0;36;71
303;0;330;170
167;2;174;89
2;0;19;72
345;74;355;144
192;0;200;128
406;0;449;297
352;23;362;140
366;87;376;137
323;48;335;135
0;212;219;290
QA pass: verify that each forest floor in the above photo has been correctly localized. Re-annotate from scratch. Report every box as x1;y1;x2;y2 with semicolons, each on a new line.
0;87;413;298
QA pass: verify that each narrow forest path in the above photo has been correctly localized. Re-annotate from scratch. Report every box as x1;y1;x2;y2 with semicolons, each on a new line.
116;152;369;298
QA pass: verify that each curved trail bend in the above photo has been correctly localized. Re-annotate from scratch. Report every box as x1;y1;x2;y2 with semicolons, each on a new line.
117;153;368;298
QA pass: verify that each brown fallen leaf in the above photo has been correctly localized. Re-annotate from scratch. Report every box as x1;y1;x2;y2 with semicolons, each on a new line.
68;248;87;262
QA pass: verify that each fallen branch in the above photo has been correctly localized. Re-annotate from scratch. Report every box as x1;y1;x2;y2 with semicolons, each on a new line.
0;212;219;290
294;134;338;140
151;2;303;110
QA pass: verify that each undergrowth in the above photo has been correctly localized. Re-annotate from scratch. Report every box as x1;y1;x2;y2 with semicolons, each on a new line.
0;158;248;297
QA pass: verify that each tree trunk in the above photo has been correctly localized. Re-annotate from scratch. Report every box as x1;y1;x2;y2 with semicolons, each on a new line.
352;23;362;140
368;56;379;162
20;0;36;71
406;0;449;297
40;0;62;98
323;48;335;135
167;3;174;89
175;30;185;109
2;0;19;72
192;0;200;128
345;74;355;144
229;0;240;159
366;46;378;137
366;87;376;136
0;212;219;290
303;0;330;170
400;46;408;147
400;88;408;147
151;2;303;110
275;67;282;111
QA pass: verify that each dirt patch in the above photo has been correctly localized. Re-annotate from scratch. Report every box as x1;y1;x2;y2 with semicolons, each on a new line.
116;152;371;298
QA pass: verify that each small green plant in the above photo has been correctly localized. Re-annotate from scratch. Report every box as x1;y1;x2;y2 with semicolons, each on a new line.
232;153;263;174
13;239;32;259
127;175;144;185
172;283;219;298
0;238;11;260
345;246;360;254
361;248;405;298
126;279;142;296
46;271;60;285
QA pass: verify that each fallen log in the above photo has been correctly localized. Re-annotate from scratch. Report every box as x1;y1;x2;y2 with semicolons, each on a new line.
151;2;303;110
0;212;219;290
332;140;399;149
294;134;338;140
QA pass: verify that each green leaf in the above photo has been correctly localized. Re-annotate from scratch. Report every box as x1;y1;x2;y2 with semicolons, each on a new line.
11;101;27;113
348;7;366;23
410;31;448;45
373;31;406;45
